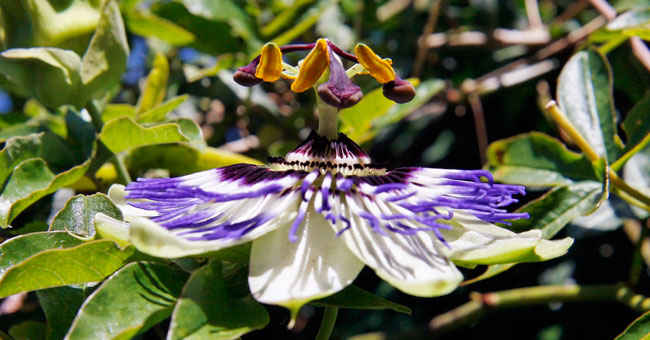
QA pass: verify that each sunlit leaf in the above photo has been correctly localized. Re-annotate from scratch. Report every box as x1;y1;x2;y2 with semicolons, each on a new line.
125;11;195;45
607;8;650;30
102;104;136;122
127;144;262;177
80;0;129;103
98;117;199;154
486;132;599;187
557;50;623;162
50;193;123;238
168;261;268;340
615;310;650;340
136;53;169;115
138;95;188;123
341;78;445;144
0;240;135;297
0;231;83;277
66;262;189;340
0;48;82;108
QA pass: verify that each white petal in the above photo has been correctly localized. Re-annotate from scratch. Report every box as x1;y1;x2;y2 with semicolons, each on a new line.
330;195;462;297
107;184;156;221
248;206;364;310
128;201;298;258
94;213;130;246
440;211;568;265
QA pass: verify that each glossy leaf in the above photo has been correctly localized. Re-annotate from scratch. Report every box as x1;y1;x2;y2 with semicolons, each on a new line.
486;132;599;187
463;181;604;285
79;0;129;103
0;240;135;298
136;53;169;115
50;193;123;238
311;284;411;314
0;231;84;277
341;78;445;144
8;321;47;340
168;261;268;340
607;8;650;31
177;0;258;47
616;94;650;168
37;285;94;340
151;2;245;55
102;104;137;122
65;262;189;340
0;157;90;228
557;50;622;162
125;11;195;45
138;95;189;123
615;310;650;340
126;144;262;177
0;48;82;108
98;117;197;154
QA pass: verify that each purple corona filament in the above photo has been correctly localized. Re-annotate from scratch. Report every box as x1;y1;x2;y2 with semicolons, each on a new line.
124;131;528;246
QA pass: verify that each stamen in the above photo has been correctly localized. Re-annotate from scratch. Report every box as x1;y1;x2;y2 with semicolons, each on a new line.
291;39;330;93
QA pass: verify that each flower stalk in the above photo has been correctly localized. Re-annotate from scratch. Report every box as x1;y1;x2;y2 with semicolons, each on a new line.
315;307;339;340
316;95;339;140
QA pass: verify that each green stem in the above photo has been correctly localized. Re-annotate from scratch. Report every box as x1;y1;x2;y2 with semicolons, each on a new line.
545;101;650;212
430;284;650;333
111;154;132;185
315;307;338;340
316;95;339;140
85;101;132;185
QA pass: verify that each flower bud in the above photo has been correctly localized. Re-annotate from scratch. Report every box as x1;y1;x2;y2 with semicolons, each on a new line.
383;77;415;103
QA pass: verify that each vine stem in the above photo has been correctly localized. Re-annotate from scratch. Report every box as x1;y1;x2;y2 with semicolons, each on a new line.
544;101;650;212
430;284;650;333
315;307;338;340
85;102;132;185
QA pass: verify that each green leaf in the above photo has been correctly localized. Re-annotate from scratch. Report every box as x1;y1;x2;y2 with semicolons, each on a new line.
0;240;135;298
0;133;74;185
0;157;90;228
615;310;650;340
9;321;47;340
311;285;411;314
557;49;623;162
102;104;137;122
126;144;262;177
66;262;189;340
138;95;189;123
151;2;246;55
23;0;101;48
270;0;333;47
607;8;650;30
615;94;650;169
0;231;84;277
340;79;443;144
125;11;195;45
0;48;82;108
37;285;94;340
168;261;268;340
177;0;259;49
463;181;604;286
136;53;169;115
98;117;195;154
79;0;129;103
50;193;123;238
486;132;599;187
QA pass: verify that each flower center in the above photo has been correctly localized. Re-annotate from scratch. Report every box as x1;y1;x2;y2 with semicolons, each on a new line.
268;131;386;176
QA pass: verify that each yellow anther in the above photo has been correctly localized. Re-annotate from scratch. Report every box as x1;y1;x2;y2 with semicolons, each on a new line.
354;43;396;84
255;42;283;82
291;39;330;93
